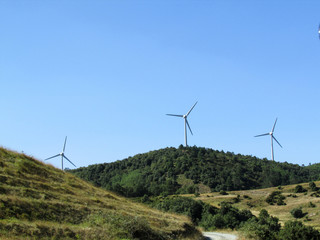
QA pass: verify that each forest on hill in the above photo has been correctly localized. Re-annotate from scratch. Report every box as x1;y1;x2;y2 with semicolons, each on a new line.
70;146;320;198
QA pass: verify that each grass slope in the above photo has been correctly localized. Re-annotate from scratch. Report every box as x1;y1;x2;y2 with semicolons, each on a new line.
0;147;203;240
193;181;320;230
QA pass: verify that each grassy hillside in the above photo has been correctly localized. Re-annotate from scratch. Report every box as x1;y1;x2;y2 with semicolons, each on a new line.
70;146;320;198
194;181;320;230
0;147;203;240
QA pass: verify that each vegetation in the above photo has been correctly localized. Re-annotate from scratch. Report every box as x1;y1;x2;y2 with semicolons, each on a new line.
309;181;318;191
0;147;203;240
70;146;320;198
241;210;320;240
290;207;306;219
240;209;281;240
194;181;320;231
265;191;286;205
279;221;320;240
294;185;307;193
145;195;253;230
144;194;320;240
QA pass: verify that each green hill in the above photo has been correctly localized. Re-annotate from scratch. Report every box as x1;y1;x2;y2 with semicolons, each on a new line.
70;146;320;198
0;147;203;240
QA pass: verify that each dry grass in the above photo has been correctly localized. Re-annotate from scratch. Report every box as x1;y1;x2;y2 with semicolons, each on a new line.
0;147;203;240
193;181;320;230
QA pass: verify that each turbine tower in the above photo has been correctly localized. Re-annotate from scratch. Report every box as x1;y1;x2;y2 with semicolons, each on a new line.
45;136;76;170
254;118;282;161
166;101;198;147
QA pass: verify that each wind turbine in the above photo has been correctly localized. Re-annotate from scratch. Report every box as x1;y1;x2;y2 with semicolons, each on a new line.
45;136;76;170
254;118;282;161
166;101;198;147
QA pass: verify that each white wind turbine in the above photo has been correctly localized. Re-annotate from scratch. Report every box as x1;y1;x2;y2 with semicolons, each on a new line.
45;136;76;170
254;118;282;161
166;101;198;147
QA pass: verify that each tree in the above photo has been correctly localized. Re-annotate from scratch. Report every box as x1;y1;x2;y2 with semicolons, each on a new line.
309;182;318;191
294;185;307;193
290;207;305;219
279;221;320;240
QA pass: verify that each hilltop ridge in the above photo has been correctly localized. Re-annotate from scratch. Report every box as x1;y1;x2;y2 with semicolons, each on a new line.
0;147;203;240
71;146;320;198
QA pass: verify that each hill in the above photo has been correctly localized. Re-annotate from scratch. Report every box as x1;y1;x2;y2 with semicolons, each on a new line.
0;147;203;240
70;146;320;198
194;180;320;230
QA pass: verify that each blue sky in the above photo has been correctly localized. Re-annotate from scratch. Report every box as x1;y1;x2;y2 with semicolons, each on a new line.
1;0;319;169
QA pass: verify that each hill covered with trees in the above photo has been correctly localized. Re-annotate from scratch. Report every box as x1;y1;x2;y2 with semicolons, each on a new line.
70;146;320;198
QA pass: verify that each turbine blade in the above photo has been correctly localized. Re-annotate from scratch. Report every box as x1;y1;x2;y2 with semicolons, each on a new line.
45;154;60;161
272;118;278;132
63;136;67;152
166;114;183;117
254;133;269;137
63;155;76;167
186;101;198;116
186;119;193;135
273;136;283;148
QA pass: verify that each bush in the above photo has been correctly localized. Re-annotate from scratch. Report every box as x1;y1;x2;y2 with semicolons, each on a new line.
232;195;241;203
152;196;204;223
217;202;254;229
219;190;228;195
308;201;316;208
278;221;320;240
310;192;320;197
290;207;306;219
287;194;298;198
266;191;286;205
309;182;318;191
243;195;251;199
294;185;307;193
240;209;280;240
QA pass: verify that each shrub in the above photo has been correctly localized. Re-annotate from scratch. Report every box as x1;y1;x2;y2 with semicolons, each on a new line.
310;192;320;197
309;182;318;192
151;196;217;224
278;221;320;240
219;190;228;195
308;201;316;208
140;194;150;203
217;202;254;230
240;209;280;240
243;195;251;199
247;202;255;208
290;207;306;219
266;191;286;205
294;185;307;193
232;195;241;203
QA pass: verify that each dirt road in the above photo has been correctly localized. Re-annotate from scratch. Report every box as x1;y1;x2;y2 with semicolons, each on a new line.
203;232;238;240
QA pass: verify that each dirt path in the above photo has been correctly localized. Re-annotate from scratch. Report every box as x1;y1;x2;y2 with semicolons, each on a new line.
203;232;238;240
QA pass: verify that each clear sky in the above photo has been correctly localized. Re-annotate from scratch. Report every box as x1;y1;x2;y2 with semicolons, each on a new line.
1;0;319;169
